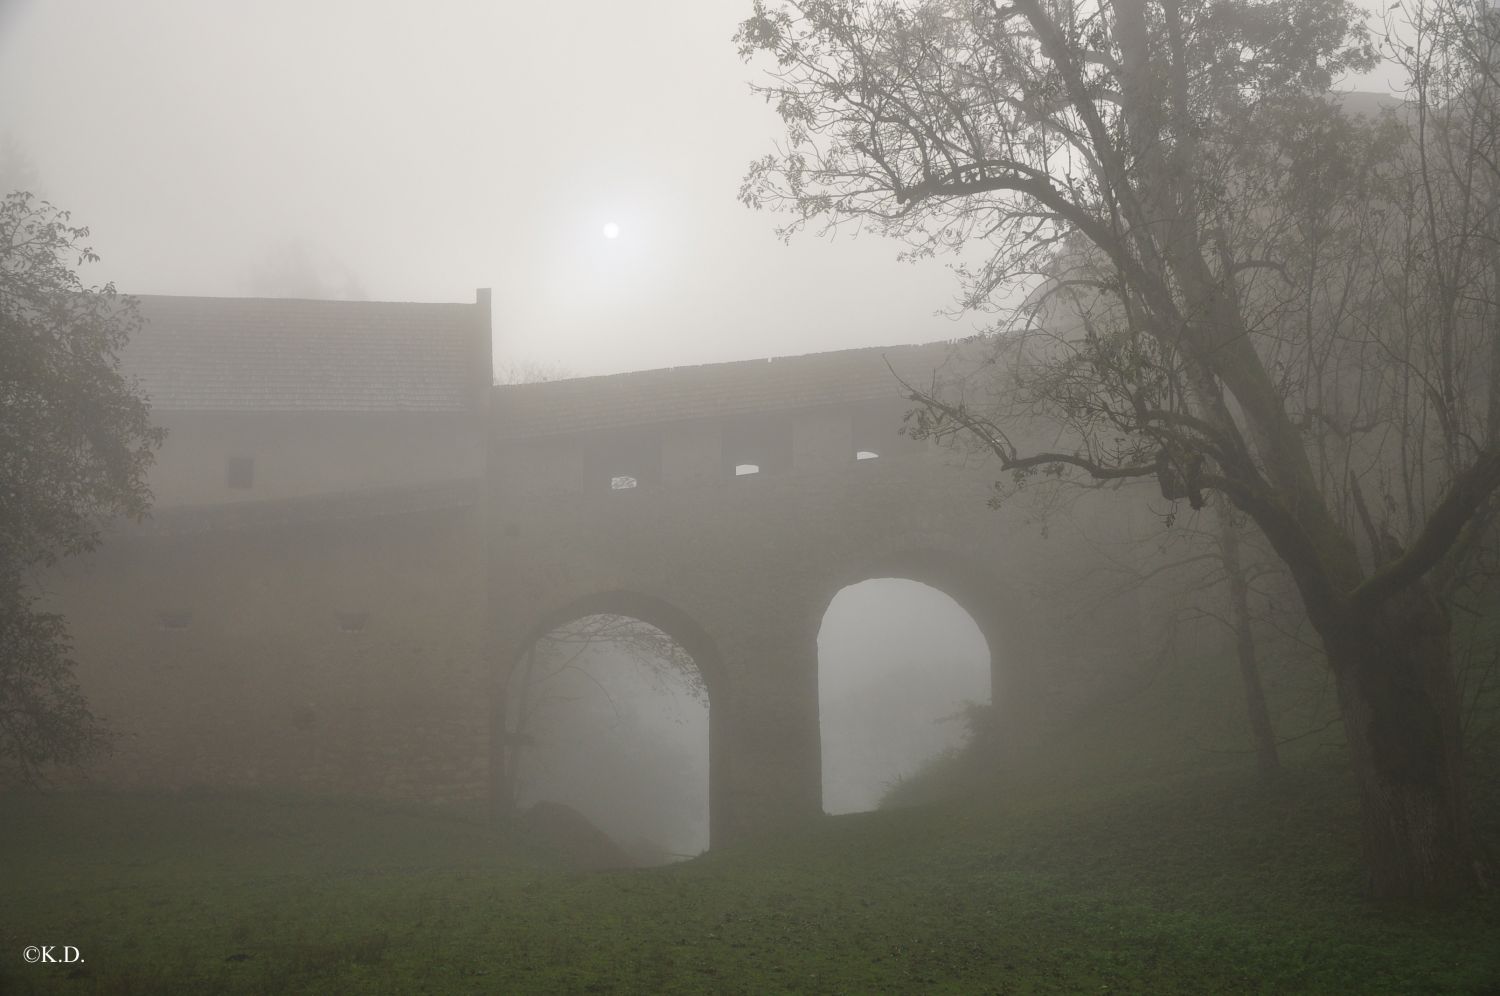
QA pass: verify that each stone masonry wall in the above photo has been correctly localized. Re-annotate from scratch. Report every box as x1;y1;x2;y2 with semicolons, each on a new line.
490;395;1160;843
45;503;489;804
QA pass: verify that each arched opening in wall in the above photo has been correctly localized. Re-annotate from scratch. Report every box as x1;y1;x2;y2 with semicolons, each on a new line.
818;578;991;814
506;613;709;864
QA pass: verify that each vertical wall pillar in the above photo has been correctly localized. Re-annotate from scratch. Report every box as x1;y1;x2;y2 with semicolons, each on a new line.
982;590;1055;757
718;625;823;842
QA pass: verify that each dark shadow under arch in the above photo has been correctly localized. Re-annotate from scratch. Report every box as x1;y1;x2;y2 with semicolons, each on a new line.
508;589;730;847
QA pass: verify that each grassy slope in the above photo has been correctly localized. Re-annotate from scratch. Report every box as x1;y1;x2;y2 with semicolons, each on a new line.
1;758;1496;995
4;605;1497;995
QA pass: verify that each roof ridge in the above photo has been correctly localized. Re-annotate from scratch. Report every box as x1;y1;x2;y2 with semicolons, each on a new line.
495;339;974;391
131;292;473;307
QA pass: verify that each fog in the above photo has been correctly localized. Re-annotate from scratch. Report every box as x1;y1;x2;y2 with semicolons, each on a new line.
510;618;711;862
0;0;1397;849
9;0;1488;987
0;0;1406;377
819;580;990;815
0;0;986;378
0;0;1021;871
508;580;990;859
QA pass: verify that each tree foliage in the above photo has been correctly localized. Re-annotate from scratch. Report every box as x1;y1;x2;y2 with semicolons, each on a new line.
740;0;1499;898
0;192;163;781
0;577;111;781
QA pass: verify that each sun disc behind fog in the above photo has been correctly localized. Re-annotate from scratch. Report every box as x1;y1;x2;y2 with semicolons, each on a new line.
602;222;621;240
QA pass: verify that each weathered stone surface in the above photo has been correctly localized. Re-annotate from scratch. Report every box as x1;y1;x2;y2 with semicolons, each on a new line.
45;305;1162;848
489;341;1158;846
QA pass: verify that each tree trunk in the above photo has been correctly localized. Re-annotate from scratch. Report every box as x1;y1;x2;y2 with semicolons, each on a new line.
1323;587;1478;899
1215;499;1280;777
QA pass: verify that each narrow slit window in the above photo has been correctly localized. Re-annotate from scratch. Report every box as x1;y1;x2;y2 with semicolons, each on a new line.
734;463;761;476
610;475;639;490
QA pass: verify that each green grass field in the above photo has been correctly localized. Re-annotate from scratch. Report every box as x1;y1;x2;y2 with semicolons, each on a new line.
3;751;1497;995
6;603;1499;994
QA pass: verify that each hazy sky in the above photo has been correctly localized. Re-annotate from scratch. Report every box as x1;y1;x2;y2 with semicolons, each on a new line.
0;1;1402;377
0;0;981;377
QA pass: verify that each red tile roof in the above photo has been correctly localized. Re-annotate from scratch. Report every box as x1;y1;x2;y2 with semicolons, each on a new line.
123;294;479;412
492;340;990;438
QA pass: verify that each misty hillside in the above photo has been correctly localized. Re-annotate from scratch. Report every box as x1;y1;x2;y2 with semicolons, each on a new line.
4;718;1497;994
5;0;1500;990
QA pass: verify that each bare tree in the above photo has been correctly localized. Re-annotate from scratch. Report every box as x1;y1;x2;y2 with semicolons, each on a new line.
491;360;705;811
494;358;572;387
501;616;705;816
1029;484;1301;774
740;0;1499;897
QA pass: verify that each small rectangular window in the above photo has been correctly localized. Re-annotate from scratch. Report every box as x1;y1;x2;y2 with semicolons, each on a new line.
227;456;254;489
587;430;660;493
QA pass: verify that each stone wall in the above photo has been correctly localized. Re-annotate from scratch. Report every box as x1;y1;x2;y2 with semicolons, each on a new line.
41;340;1179;845
45;499;489;804
146;411;484;508
490;391;1160;844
